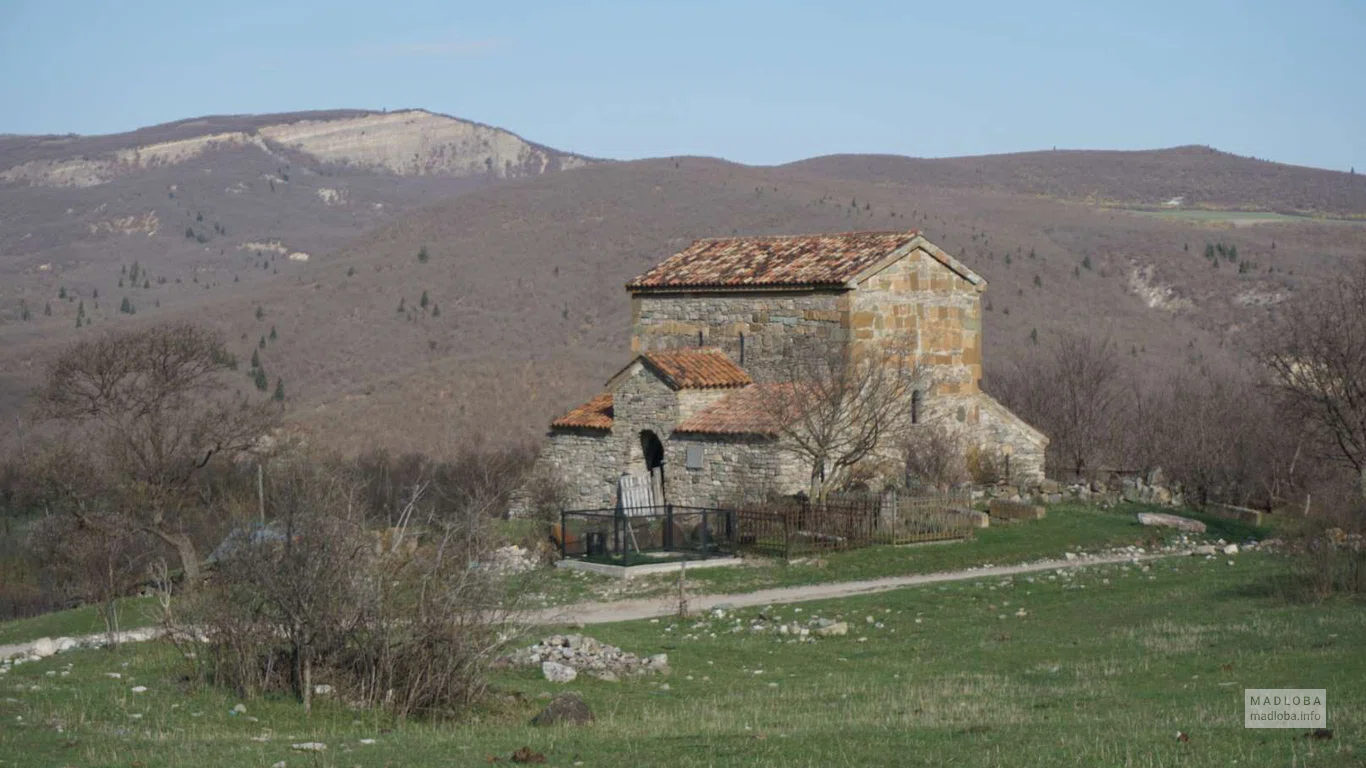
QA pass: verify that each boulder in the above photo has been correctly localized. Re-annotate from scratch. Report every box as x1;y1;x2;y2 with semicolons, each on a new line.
541;661;578;683
949;508;990;528
1136;512;1206;534
530;692;595;726
814;621;849;638
29;638;57;659
989;500;1046;521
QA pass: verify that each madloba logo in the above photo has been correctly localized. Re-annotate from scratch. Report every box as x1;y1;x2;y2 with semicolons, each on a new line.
1245;689;1327;729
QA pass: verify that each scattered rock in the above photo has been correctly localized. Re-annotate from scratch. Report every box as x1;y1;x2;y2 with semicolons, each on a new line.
541;661;578;684
1136;513;1206;534
290;742;327;752
131;686;147;693
530;692;594;726
313;684;333;696
230;703;246;715
503;635;670;680
1222;544;1239;555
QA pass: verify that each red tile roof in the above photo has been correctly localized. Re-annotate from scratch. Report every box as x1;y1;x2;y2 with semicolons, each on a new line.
627;231;921;291
550;392;613;430
641;348;752;389
673;384;790;436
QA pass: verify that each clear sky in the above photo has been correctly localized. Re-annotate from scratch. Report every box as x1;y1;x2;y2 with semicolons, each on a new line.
1;0;1362;170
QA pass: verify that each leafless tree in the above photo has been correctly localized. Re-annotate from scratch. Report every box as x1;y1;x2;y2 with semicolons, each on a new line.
35;322;281;587
1258;261;1366;501
173;454;519;718
20;443;153;646
993;333;1124;479
760;343;926;499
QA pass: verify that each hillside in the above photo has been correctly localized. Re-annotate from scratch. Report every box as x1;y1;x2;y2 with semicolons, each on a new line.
3;124;1365;456
786;146;1366;216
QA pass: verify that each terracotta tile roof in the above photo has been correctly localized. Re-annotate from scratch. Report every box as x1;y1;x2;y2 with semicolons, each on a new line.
641;348;752;389
550;392;613;430
627;231;922;291
673;384;790;436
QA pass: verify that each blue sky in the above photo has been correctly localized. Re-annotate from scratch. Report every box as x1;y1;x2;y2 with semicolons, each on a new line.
1;0;1362;170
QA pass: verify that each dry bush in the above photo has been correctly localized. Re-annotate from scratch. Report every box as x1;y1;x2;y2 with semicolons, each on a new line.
965;445;1005;486
902;424;967;490
167;454;520;719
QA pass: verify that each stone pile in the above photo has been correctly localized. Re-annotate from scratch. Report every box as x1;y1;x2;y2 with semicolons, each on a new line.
502;635;670;682
977;470;1185;509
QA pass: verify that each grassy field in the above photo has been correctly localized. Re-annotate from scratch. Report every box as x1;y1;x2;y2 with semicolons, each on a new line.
521;502;1273;607
4;546;1360;767
0;597;160;650
1117;208;1366;225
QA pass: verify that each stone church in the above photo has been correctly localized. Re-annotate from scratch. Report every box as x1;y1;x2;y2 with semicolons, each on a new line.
533;231;1046;511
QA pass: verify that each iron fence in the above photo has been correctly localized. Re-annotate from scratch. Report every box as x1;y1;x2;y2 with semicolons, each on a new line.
557;505;735;566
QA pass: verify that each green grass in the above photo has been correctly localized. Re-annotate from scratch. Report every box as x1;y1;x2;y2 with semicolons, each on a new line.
2;550;1361;766
526;502;1275;606
0;596;159;649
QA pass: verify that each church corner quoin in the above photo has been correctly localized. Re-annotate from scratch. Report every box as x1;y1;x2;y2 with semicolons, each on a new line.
526;231;1048;512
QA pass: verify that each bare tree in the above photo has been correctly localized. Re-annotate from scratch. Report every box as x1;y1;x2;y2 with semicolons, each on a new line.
20;442;153;646
36;322;281;587
760;344;925;499
1258;261;1366;500
993;333;1124;479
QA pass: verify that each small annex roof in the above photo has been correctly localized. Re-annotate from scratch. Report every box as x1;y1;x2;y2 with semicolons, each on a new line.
606;348;753;392
550;392;613;430
626;230;984;292
673;384;789;436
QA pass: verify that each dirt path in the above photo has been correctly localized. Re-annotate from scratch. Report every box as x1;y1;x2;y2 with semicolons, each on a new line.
3;551;1173;659
523;550;1168;626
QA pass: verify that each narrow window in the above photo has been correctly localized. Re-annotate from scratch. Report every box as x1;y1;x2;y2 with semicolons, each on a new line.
911;390;923;425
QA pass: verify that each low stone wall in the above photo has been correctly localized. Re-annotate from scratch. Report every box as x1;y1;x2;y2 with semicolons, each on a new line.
666;434;807;508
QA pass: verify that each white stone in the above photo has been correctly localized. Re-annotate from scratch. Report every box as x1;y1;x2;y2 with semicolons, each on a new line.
291;743;327;752
29;638;57;659
542;661;578;683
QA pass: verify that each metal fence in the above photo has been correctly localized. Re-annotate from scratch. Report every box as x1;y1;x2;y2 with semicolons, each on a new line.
557;506;735;566
557;491;976;564
734;490;975;558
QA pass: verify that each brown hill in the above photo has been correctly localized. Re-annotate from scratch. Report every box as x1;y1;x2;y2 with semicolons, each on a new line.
785;146;1366;215
4;121;1365;456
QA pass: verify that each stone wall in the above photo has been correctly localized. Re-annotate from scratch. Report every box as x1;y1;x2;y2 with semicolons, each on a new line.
666;434;809;508
611;364;680;469
631;291;845;382
532;428;619;510
967;393;1048;484
850;247;983;397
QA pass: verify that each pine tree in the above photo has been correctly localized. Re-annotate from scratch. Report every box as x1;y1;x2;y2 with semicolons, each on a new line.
431;304;440;317
1029;328;1038;344
76;315;83;328
346;266;355;277
259;335;266;349
255;306;264;321
250;348;260;369
44;302;52;316
143;279;150;289
269;325;277;341
19;303;30;321
120;297;132;313
420;290;429;309
92;288;98;299
397;297;406;313
1033;274;1042;288
1082;256;1093;270
253;368;268;391
58;286;67;299
417;246;429;263
273;378;285;402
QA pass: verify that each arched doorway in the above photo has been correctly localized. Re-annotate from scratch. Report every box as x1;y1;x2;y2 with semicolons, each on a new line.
640;430;666;506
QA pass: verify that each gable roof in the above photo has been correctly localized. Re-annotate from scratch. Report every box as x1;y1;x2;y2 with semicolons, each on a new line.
627;231;921;291
673;384;788;436
606;348;753;391
550;392;614;430
627;231;987;292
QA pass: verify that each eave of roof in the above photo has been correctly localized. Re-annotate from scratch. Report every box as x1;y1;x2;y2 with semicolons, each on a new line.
550;392;613;430
605;348;752;391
